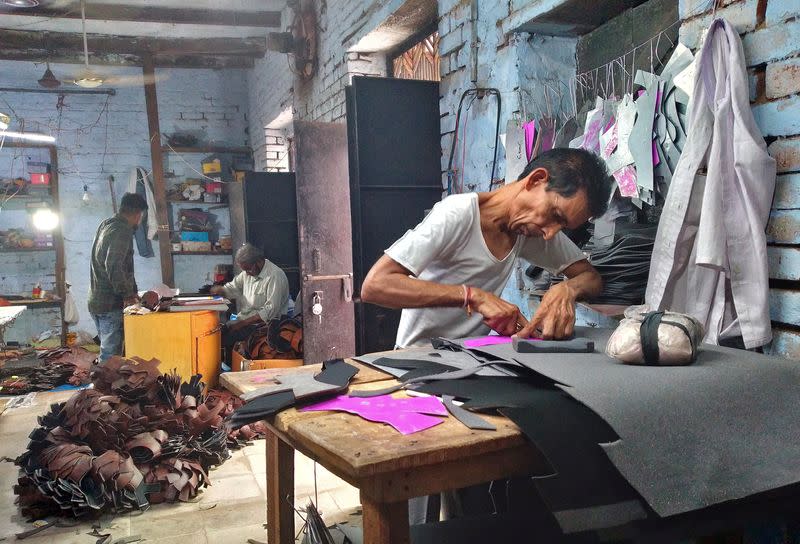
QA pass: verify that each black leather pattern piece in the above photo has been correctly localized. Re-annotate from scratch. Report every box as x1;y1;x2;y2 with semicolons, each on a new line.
371;357;458;381
313;358;359;386
500;391;648;533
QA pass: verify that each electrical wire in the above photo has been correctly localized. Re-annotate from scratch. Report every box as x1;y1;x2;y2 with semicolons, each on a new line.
445;88;502;194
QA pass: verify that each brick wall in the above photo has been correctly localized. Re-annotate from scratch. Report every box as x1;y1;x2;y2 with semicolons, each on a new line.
0;61;248;339
679;0;800;359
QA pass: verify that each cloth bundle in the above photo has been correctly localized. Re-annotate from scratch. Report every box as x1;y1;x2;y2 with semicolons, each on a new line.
585;229;656;305
606;305;705;366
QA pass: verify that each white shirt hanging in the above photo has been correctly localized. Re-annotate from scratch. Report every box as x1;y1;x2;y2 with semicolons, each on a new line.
646;18;777;349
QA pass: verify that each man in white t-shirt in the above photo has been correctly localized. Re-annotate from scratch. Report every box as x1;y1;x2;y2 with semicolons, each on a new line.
361;148;611;347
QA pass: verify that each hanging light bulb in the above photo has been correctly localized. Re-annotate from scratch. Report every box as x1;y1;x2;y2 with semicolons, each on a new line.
32;208;59;231
82;184;91;202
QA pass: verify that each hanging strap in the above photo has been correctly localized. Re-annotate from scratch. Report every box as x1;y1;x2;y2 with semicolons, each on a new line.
639;311;664;365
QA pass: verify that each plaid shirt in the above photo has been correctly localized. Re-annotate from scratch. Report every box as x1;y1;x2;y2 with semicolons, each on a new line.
88;215;137;314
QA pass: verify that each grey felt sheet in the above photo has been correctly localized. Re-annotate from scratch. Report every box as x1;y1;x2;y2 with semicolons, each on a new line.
475;327;800;517
353;348;515;377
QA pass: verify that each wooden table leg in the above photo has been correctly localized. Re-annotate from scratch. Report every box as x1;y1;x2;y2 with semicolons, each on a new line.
266;428;295;544
361;494;410;544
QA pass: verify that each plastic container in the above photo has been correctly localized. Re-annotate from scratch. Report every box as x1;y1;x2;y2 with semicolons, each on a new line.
30;173;51;185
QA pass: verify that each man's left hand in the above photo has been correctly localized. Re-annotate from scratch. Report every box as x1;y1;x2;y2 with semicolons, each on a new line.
516;281;578;340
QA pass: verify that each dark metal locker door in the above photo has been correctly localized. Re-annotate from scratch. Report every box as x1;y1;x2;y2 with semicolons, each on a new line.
294;121;356;364
241;172;301;297
347;76;442;355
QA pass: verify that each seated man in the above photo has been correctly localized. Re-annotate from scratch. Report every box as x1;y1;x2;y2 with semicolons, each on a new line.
210;243;291;357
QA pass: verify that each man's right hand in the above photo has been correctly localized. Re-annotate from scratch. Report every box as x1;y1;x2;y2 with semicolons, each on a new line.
470;288;528;337
209;286;225;296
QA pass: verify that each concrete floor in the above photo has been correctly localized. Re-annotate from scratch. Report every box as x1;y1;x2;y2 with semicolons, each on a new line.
0;391;363;543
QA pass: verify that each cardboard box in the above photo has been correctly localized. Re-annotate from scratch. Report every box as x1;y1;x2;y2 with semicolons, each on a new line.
181;241;212;252
201;157;221;174
27;161;50;174
231;349;302;372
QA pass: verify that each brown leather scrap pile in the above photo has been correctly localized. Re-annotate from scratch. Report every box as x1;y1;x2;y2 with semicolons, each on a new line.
237;315;303;360
13;355;261;519
0;347;96;395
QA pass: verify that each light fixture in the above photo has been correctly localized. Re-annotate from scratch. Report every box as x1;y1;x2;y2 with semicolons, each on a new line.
82;184;91;202
0;130;56;143
2;0;40;7
75;0;104;89
32;208;59;231
38;63;61;89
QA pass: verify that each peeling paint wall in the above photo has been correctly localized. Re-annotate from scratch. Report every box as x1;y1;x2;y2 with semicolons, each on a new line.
0;61;248;340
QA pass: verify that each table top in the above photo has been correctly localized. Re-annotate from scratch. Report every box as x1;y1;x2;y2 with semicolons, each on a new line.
220;359;543;493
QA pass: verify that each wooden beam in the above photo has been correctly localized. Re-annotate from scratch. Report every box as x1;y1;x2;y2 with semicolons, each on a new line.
0;48;256;68
0;3;281;27
0;29;266;58
142;54;174;287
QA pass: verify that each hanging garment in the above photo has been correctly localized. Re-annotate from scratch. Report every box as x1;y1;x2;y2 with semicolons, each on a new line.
646;18;777;349
504;119;527;183
127;167;157;257
523;120;536;162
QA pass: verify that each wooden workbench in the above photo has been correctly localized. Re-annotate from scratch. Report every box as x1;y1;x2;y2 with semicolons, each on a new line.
220;360;547;544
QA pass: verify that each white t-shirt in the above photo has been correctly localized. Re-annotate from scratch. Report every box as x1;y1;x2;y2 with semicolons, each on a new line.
386;193;585;347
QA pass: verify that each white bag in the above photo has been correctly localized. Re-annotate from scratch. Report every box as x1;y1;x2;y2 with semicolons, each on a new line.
64;285;79;324
606;305;705;366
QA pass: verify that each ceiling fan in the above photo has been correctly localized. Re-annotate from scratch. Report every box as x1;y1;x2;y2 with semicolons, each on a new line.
65;0;167;89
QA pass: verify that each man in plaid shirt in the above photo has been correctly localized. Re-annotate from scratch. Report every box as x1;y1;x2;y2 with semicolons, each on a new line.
88;192;147;361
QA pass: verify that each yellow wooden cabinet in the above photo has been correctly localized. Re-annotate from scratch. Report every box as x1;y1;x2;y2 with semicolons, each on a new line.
124;310;222;389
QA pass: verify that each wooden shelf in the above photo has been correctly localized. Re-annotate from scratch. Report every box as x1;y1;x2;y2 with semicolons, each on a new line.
0;247;55;253
171;250;232;256
162;145;251;154
168;199;228;206
4;299;63;309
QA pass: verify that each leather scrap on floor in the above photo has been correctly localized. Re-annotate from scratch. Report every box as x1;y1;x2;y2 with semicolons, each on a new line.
0;347;96;395
13;355;265;519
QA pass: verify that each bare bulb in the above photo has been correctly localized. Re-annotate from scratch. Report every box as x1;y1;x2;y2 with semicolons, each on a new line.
82;184;90;203
32;208;59;231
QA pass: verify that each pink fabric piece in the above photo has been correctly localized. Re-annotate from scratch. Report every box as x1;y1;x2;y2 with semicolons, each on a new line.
581;112;604;154
613;165;640;197
463;336;542;348
301;394;445;434
302;394;447;416
523;121;536;162
602;121;618;159
464;336;514;347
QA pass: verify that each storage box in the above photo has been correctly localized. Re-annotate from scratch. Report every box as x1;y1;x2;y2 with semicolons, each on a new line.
180;231;210;242
30;173;51;185
181;241;212;252
201;157;221;174
231;349;302;372
27;161;51;174
205;181;223;194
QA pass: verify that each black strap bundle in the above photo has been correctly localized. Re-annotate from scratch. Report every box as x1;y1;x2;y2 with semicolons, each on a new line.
639;311;696;365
